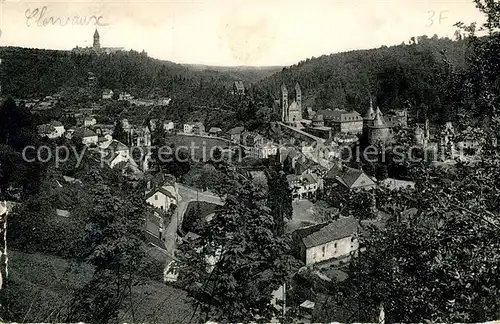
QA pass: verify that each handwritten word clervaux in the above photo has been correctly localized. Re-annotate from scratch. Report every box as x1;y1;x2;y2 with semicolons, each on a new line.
25;6;108;27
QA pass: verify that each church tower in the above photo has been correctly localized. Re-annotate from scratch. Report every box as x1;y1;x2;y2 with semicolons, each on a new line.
281;84;288;123
93;29;101;50
295;82;302;112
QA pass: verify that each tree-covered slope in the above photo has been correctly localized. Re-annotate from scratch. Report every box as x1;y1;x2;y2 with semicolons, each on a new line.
256;36;470;121
0;47;235;105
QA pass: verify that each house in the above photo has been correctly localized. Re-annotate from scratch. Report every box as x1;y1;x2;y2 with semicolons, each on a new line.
129;126;151;147
102;89;114;99
156;97;172;106
37;120;65;139
118;92;133;101
121;119;131;132
242;132;264;147
55;209;70;218
293;216;360;266
318;109;363;134
250;142;278;159
183;122;195;134
74;128;98;146
184;122;205;135
208;127;222;136
380;178;415;190
325;166;376;190
163;120;175;132
287;172;322;200
227;126;245;143
192;122;205;135
129;98;155;106
101;139;134;168
232;81;245;95
145;174;178;212
84;117;97;127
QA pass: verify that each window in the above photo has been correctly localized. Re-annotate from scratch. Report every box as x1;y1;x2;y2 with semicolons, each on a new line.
334;242;337;248
154;194;158;201
322;246;325;257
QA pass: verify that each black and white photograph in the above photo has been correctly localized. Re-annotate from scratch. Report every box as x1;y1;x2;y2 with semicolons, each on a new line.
0;0;500;322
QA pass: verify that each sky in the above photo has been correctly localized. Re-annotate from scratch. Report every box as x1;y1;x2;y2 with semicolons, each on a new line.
0;0;486;66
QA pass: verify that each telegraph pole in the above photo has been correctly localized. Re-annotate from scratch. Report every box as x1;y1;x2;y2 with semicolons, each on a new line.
0;201;8;290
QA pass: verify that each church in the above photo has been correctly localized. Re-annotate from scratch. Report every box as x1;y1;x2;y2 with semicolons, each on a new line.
72;29;124;54
281;83;303;125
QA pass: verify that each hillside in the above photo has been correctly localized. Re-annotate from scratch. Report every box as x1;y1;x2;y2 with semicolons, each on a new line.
0;47;238;105
255;36;471;122
182;64;283;83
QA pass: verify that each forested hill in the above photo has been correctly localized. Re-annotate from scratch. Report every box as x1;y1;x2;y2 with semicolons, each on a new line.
255;36;471;122
182;64;283;83
0;47;239;105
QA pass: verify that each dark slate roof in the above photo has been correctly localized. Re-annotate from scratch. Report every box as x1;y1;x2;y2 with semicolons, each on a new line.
317;109;362;122
295;217;360;248
107;139;128;152
75;128;98;138
370;111;389;129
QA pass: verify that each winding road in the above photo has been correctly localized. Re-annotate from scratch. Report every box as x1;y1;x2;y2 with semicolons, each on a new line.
163;184;223;255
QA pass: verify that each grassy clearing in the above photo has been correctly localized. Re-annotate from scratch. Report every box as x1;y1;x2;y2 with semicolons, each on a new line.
2;250;198;323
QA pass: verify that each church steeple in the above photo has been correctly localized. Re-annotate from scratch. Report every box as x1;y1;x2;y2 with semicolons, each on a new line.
93;29;100;50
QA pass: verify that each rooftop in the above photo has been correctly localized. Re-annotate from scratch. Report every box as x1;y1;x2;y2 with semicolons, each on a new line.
295;216;360;248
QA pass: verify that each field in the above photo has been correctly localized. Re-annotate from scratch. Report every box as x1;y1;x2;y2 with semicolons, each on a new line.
3;250;198;323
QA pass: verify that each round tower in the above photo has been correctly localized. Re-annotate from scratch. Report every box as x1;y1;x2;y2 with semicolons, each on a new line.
414;125;424;146
369;111;390;144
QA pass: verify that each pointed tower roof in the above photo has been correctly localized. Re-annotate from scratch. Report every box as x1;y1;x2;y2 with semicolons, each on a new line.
376;106;383;117
281;83;287;91
295;82;301;89
364;98;376;120
370;111;388;129
94;29;99;37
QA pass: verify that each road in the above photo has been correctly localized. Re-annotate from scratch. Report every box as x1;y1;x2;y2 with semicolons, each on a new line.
163;184;223;255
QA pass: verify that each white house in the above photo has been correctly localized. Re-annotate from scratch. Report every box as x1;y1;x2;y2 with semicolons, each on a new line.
287;172;321;200
183;122;195;134
293;216;360;266
84;117;97;127
101;139;134;168
118;92;133;101
75;128;98;146
250;142;278;159
37;120;65;139
102;89;114;100
184;122;204;135
145;176;178;212
163;120;175;132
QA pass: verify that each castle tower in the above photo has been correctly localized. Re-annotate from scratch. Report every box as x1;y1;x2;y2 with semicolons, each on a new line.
93;29;101;50
414;125;424;146
295;82;302;112
281;84;288;123
368;110;390;144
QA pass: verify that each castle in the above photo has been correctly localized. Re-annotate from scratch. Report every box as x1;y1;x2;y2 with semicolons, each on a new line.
281;83;303;125
72;29;124;55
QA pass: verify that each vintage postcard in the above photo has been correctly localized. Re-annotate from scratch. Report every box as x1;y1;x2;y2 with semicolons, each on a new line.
0;0;499;323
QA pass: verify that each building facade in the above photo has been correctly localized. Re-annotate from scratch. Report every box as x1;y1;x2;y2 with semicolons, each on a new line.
281;83;303;124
